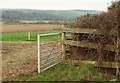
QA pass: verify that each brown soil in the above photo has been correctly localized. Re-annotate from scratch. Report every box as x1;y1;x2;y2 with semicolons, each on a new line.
2;42;38;81
2;41;61;81
2;24;62;32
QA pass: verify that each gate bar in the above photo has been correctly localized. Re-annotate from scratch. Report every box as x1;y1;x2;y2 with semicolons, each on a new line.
37;33;60;73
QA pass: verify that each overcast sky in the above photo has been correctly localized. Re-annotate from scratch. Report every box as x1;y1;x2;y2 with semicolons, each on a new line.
0;0;113;11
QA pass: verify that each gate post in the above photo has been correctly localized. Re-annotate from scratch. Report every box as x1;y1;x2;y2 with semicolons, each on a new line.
116;30;120;77
38;35;40;73
62;32;66;60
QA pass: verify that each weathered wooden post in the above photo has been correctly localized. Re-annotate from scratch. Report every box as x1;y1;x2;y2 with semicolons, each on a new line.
28;32;31;41
62;32;66;60
116;30;120;77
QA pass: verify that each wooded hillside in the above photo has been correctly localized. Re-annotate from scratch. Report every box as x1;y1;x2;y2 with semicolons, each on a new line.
1;9;100;22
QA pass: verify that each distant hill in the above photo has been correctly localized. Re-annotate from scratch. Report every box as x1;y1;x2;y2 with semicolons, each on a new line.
1;9;101;21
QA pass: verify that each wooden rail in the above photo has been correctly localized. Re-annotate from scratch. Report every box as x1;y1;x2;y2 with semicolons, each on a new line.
71;60;120;68
61;27;120;76
82;61;120;68
63;40;118;52
63;28;118;36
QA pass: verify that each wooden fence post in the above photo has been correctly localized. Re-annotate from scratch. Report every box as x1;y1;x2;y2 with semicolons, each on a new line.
116;31;120;77
62;32;66;60
28;32;30;41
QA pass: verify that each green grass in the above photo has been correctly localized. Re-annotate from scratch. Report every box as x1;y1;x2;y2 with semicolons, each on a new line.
16;61;111;81
0;30;61;42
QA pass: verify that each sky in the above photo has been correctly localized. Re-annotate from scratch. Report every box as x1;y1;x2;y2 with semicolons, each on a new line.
0;0;113;11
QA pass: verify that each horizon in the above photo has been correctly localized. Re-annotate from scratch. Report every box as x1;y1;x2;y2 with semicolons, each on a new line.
1;8;101;11
0;0;113;11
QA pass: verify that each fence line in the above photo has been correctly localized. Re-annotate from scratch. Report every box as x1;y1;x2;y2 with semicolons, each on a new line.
62;27;120;76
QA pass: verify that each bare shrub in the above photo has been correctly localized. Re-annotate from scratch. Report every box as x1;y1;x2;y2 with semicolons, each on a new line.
65;1;120;62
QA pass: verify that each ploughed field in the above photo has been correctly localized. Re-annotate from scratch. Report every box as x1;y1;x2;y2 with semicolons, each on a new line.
2;24;62;32
2;41;61;81
1;24;61;41
2;42;38;80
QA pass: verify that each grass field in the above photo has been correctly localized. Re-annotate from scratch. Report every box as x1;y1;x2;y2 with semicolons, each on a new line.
1;30;61;42
16;61;114;81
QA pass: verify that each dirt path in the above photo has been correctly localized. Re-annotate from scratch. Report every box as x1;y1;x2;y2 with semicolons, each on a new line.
2;42;38;81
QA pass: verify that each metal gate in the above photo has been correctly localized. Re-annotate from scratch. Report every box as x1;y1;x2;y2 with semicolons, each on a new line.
37;33;61;73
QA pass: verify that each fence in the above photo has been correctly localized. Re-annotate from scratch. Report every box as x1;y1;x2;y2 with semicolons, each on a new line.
37;33;61;73
62;28;120;76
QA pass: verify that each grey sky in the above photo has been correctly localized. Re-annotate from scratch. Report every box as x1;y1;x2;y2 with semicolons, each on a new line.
0;0;113;11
